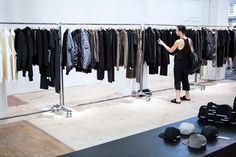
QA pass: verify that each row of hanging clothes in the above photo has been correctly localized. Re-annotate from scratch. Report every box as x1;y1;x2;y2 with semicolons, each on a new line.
144;26;236;80
12;27;61;93
186;28;236;80
61;26;236;83
62;28;144;83
185;28;236;67
143;27;176;76
2;25;235;94
61;27;180;83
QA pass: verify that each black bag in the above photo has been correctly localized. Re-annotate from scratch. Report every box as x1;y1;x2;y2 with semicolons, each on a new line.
187;51;202;75
198;102;236;125
233;97;236;112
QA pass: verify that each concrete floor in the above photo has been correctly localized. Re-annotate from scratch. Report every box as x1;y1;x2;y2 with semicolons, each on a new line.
0;76;235;155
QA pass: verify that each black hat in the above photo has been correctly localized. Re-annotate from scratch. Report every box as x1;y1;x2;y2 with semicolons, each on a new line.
201;125;219;141
159;127;181;142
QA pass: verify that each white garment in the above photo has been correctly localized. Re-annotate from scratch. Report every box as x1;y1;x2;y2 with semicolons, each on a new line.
9;30;18;81
0;47;2;83
1;28;13;81
201;60;226;81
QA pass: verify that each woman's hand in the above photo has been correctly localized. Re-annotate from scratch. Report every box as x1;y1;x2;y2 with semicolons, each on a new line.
158;39;164;46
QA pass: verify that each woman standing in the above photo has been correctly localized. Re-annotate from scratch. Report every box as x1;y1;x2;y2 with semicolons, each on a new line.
158;25;194;104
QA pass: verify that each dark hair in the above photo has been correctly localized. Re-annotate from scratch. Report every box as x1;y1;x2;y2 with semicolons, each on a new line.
177;25;186;34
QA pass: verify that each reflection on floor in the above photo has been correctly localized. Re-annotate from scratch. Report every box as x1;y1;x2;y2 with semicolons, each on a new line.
0;79;235;156
0;121;73;157
7;96;28;107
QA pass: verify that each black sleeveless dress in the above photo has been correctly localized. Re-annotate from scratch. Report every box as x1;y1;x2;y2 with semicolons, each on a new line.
174;38;190;91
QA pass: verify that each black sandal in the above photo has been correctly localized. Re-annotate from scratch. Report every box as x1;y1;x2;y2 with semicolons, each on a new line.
180;96;191;101
171;99;181;104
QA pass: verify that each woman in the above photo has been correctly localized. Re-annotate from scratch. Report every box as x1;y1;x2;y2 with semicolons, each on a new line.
158;25;194;104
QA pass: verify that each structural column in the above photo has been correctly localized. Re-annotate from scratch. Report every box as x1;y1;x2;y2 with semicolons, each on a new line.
0;81;8;118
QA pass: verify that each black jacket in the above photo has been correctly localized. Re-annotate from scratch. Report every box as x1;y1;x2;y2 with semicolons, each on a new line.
23;27;34;81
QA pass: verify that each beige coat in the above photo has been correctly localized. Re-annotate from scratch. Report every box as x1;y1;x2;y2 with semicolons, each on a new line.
0;28;17;82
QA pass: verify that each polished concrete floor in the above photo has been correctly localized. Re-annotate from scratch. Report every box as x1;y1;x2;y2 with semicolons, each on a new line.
0;76;235;156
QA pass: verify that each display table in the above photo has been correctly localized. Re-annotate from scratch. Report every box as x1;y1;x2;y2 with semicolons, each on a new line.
60;117;236;157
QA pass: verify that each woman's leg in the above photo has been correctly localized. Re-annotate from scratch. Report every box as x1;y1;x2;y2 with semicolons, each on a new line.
176;90;181;102
185;91;190;99
174;66;181;102
182;72;190;99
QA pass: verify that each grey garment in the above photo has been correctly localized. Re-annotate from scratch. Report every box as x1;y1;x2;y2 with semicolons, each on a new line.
81;30;92;70
88;30;94;68
135;30;142;83
72;32;79;67
66;29;75;75
116;30;120;70
206;31;216;60
212;31;217;67
120;30;128;69
93;30;99;63
234;31;236;57
233;56;236;69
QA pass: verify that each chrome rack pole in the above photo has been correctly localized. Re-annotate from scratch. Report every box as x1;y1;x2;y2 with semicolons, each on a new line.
51;23;72;118
191;72;205;90
132;24;151;101
0;21;73;117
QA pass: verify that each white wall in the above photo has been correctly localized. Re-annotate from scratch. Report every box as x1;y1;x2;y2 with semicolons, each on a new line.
0;0;215;24
0;0;229;95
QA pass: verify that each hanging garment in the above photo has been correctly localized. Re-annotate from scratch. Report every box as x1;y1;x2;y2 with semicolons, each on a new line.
0;33;2;83
88;30;94;69
229;30;235;59
212;30;217;68
71;29;82;71
39;29;61;93
135;30;143;83
116;30;121;70
126;30;138;79
9;29;18;81
35;29;43;67
14;27;60;93
97;30;105;80
94;30;99;63
104;29;114;82
14;28;28;78
201;60;226;81
2;28;13;81
120;30;128;69
217;30;226;67
234;30;236;59
160;30;170;76
81;30;92;73
144;27;156;66
202;30;216;60
62;29;68;69
144;27;157;74
65;29;75;75
23;27;34;81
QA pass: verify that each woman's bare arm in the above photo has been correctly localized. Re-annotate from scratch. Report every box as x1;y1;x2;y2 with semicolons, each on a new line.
188;38;194;52
158;39;178;53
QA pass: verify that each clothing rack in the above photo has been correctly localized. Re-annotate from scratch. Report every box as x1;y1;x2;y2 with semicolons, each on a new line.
0;22;73;117
144;23;229;91
0;22;230;119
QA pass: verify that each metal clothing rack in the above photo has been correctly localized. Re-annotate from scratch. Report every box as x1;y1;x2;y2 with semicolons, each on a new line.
144;23;229;91
0;22;146;118
0;22;73;117
0;22;230;118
